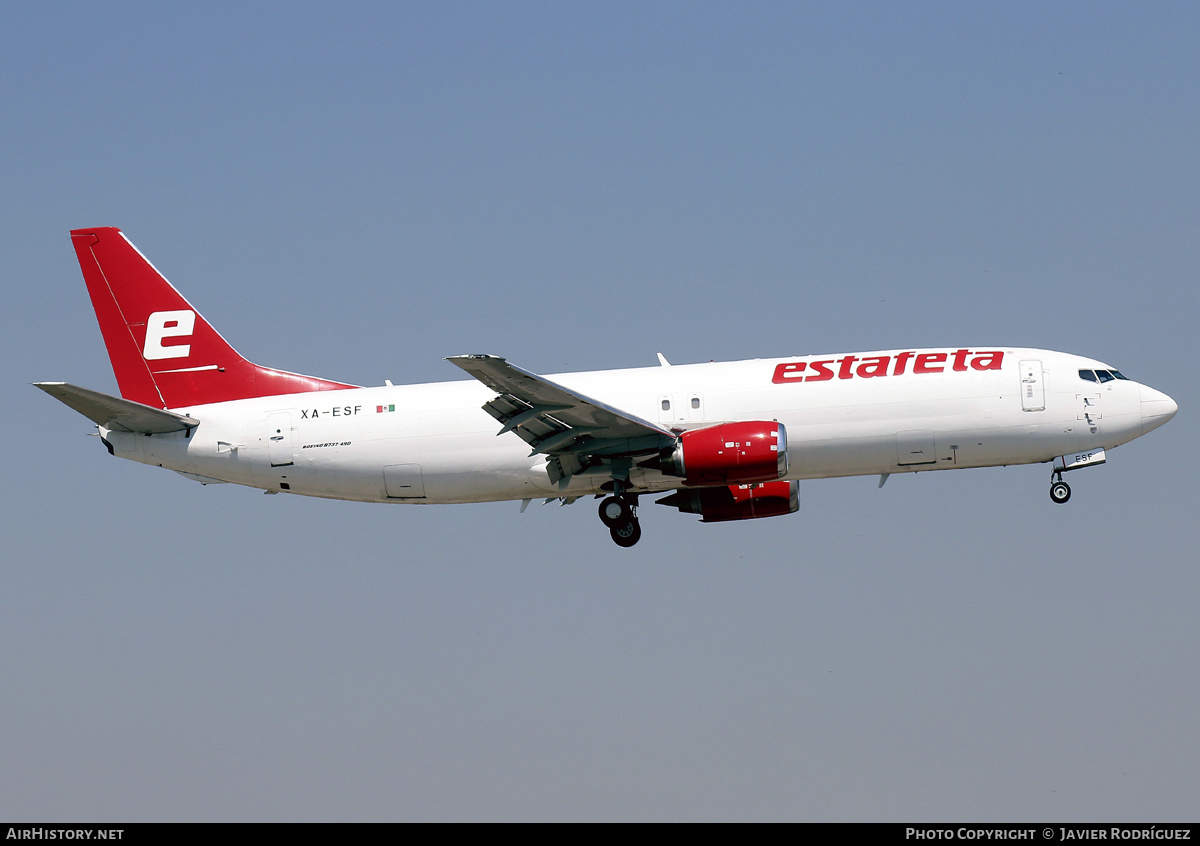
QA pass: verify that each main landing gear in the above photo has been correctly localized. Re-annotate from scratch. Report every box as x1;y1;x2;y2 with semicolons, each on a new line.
598;493;641;547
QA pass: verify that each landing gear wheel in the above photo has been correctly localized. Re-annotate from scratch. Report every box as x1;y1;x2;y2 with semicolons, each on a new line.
598;496;632;527
609;517;642;548
1050;481;1071;504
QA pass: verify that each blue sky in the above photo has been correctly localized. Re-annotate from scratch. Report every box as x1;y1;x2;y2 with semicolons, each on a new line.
3;1;1197;821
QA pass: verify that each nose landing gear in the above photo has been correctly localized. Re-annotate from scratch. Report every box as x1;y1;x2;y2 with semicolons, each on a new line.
1048;448;1106;504
1049;474;1071;504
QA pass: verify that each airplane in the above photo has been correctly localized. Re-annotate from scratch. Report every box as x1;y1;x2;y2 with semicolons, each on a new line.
37;227;1178;547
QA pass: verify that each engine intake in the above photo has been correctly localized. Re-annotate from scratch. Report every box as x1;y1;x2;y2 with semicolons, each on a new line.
659;421;788;485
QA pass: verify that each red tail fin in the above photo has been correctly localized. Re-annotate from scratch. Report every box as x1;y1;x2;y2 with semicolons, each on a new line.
71;227;357;408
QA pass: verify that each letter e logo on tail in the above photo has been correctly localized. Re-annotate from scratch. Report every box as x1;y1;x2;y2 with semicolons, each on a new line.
144;310;195;360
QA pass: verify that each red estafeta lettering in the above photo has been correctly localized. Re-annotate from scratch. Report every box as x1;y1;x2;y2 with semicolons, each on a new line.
771;362;807;383
857;356;890;377
970;351;1003;371
806;360;835;381
915;352;946;373
772;350;1006;384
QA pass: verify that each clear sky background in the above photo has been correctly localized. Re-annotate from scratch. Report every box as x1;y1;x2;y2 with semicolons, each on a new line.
3;1;1197;822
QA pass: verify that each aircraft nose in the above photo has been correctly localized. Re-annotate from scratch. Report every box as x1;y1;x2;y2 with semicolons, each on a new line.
1140;384;1178;435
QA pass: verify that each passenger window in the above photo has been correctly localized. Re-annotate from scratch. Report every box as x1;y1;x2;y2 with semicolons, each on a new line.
1096;370;1114;383
691;397;700;409
661;399;671;411
1079;370;1098;382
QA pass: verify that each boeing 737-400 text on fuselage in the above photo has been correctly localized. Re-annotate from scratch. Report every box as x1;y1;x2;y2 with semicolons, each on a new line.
37;228;1178;546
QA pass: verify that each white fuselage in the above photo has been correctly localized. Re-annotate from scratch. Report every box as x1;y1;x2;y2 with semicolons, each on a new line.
100;347;1174;504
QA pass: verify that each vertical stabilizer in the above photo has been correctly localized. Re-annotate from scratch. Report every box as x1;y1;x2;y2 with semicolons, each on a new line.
70;227;357;408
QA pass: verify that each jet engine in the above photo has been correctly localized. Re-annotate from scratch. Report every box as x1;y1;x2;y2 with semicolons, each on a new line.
657;480;799;523
658;421;788;485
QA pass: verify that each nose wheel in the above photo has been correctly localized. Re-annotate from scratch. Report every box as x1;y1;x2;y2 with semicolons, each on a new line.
599;494;641;547
1049;474;1071;504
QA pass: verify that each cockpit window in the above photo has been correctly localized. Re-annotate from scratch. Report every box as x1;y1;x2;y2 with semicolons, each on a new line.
1081;368;1130;382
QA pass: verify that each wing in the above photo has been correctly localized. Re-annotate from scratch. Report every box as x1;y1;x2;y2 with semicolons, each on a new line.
446;355;675;485
35;382;200;434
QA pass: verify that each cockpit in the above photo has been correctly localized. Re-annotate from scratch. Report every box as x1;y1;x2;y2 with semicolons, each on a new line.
1078;369;1127;384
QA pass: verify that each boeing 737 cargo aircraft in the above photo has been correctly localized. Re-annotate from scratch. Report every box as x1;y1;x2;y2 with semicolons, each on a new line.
37;228;1177;547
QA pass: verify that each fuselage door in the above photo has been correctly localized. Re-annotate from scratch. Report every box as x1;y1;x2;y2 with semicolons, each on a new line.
267;412;294;467
658;395;675;424
896;429;937;466
1019;360;1045;412
657;394;704;424
384;463;426;499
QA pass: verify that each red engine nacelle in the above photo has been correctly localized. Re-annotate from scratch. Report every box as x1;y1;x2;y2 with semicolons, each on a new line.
657;480;800;523
659;421;788;485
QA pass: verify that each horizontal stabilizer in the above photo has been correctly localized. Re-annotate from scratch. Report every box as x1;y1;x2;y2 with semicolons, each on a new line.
34;382;199;434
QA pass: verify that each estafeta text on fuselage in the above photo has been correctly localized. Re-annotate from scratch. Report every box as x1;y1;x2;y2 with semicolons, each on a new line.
772;349;1005;384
